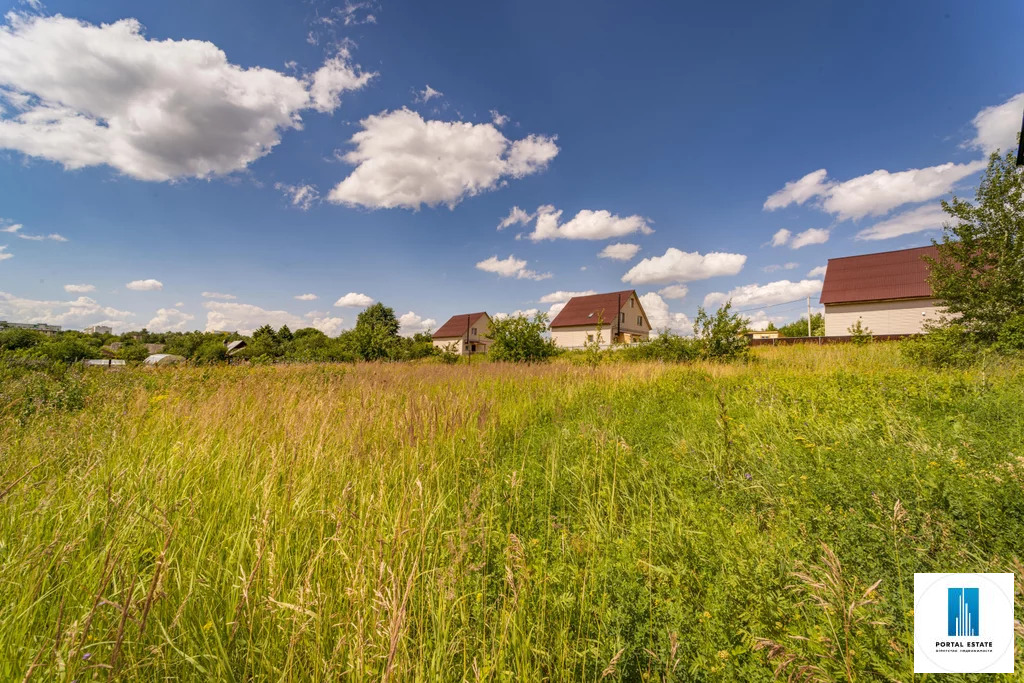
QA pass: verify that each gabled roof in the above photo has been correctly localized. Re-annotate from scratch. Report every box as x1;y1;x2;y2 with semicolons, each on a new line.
819;245;938;305
433;312;489;339
549;290;639;328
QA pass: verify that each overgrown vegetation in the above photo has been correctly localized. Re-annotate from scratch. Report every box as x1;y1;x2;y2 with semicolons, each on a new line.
6;345;1019;680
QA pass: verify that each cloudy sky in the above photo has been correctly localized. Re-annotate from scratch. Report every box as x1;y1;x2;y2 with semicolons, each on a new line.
1;0;1021;334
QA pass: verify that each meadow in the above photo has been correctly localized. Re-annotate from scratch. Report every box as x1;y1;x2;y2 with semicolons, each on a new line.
1;345;1022;681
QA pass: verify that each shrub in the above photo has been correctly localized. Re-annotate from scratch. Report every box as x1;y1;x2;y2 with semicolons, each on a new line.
194;340;228;364
848;319;872;345
487;313;557;363
437;342;461;364
900;323;982;367
618;333;698;362
694;302;749;361
994;313;1024;353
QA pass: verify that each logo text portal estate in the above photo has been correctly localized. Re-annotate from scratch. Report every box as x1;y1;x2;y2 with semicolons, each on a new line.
914;573;1014;673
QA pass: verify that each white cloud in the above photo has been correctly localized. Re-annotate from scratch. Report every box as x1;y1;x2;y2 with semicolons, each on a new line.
598;243;641;261
304;312;345;336
415;85;443;103
64;283;95;293
126;279;163;291
764;162;985;221
763;262;799;273
334;292;374;307
770;228;791;247
968;92;1024;153
490;109;509;127
326;108;558;209
806;265;827;278
496;206;533;230
475;254;551;281
294;293;318;301
204;301;305;335
275;182;320;210
1;223;22;233
492;308;542;321
539;290;596;304
397;311;436;336
337;1;378;26
528;205;652;241
771;227;829;249
639;292;691;335
0;291;134;331
2;222;67;241
201;291;236;300
0;15;373;181
763;169;830;211
855;204;948;241
174;301;185;307
147;307;194;332
657;284;688;300
621;248;746;285
703;279;823;309
0;245;11;261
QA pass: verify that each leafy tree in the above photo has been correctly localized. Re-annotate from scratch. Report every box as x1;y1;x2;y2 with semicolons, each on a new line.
118;342;150;362
927;149;1024;343
778;313;824;338
693;302;749;360
194;340;228;364
246;324;281;359
38;336;99;363
0;328;46;351
277;325;294;342
353;302;400;361
486;313;557;363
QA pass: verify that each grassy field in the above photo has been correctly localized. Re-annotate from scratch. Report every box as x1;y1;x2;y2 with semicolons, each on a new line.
1;345;1022;681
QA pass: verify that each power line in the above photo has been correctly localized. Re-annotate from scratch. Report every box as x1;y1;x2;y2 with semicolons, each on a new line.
733;297;813;315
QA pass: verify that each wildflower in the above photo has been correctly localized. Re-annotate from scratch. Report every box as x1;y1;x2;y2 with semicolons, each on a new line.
717;650;729;660
743;473;752;480
82;652;92;661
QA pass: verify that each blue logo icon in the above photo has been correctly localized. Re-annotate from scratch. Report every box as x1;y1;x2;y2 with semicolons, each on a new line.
947;587;979;636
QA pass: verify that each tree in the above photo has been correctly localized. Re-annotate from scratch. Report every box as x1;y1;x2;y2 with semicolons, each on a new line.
778;313;824;338
693;302;749;360
194;340;228;364
486;313;557;363
0;328;46;351
353;302;400;360
118;342;150;362
927;149;1024;343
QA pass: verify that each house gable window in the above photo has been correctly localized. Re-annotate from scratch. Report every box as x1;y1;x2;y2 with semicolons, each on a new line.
471;327;477;336
637;315;642;326
619;312;625;323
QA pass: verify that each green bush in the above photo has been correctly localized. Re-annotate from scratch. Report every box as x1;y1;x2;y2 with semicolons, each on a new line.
900;323;983;367
694;302;749;361
994;313;1024;353
618;333;698;362
486;313;557;363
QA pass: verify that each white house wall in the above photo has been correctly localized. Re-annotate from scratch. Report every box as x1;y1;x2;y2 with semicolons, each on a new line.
824;298;944;336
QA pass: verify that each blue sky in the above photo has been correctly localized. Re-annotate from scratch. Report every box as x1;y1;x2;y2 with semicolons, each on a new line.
1;0;1021;334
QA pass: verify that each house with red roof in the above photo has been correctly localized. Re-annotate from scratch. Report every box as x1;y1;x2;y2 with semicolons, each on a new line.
549;290;651;348
432;312;492;355
820;245;945;336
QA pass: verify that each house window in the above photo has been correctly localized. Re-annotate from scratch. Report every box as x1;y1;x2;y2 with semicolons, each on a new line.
471;327;477;336
637;316;642;326
587;334;594;342
630;299;634;308
620;312;625;323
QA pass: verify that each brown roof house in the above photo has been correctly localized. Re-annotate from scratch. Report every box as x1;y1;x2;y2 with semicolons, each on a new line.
819;245;943;336
432;312;492;355
549;290;651;349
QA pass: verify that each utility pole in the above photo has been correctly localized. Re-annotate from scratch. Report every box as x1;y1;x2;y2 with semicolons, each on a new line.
807;296;812;337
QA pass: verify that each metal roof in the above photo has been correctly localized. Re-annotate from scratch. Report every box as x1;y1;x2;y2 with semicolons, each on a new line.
819;245;938;305
549;290;638;328
433;312;489;339
144;354;186;365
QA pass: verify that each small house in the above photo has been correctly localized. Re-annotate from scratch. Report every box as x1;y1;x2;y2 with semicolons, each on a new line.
549;290;651;348
432;312;492;355
820;245;944;336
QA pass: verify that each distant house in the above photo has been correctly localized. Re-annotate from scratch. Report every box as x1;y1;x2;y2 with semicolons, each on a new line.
226;339;247;356
144;354;186;366
432;312;492;355
820;245;944;336
549;290;651;348
0;321;61;336
82;359;126;369
746;330;779;340
84;325;112;335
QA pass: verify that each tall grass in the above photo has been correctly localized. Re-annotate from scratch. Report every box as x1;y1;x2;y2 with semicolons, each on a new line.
1;345;1022;680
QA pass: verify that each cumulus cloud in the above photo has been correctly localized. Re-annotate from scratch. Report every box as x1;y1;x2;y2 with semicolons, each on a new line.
621;248;746;285
496;206;533;230
598;243;641;261
855;204;948;241
475;254;551;281
1;222;21;233
490;109;509;127
126;279;163;291
493;308;542;321
0;245;12;261
806;265;827;278
527;205;652;241
146;307;195;332
294;293;318;301
703;279;823;309
0;290;134;330
204;301;304;334
764;162;985;221
326;108;558;210
275;183;320;210
657;284;688;300
639;292;692;335
201;291;236;300
0;14;373;181
64;283;95;293
398;311;436;336
538;290;596;304
334;292;374;307
304;312;345;336
968;92;1024;153
771;227;829;249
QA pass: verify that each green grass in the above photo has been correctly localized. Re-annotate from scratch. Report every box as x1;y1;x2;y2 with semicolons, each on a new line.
1;345;1022;681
